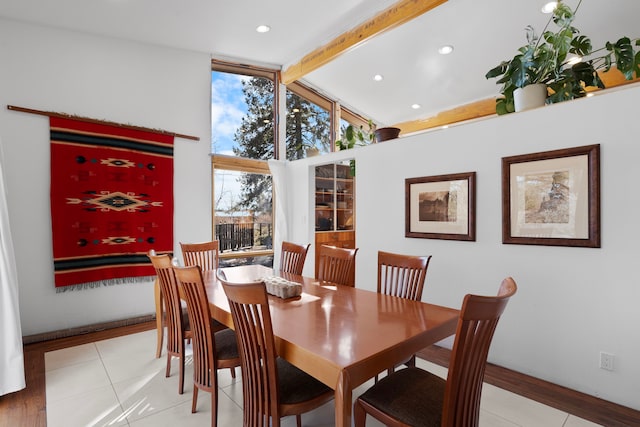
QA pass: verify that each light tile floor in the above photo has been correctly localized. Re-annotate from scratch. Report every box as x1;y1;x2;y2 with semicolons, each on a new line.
45;330;602;427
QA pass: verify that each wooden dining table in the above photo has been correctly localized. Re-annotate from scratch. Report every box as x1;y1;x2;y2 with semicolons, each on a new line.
205;264;459;427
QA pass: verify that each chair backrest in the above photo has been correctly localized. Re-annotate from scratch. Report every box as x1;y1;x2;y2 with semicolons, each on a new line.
180;241;219;271
220;278;279;427
442;277;517;427
148;252;185;355
377;251;431;301
280;241;310;275
173;265;217;390
316;244;358;286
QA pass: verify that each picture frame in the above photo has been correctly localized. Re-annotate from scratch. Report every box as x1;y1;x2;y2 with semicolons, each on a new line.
502;144;600;248
405;172;476;241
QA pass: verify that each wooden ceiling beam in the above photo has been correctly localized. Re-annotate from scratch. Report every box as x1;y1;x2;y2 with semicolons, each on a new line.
280;0;448;85
395;68;640;135
394;98;497;134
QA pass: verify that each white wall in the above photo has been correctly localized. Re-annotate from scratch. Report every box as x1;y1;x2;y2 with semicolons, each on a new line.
287;86;640;410
0;19;213;336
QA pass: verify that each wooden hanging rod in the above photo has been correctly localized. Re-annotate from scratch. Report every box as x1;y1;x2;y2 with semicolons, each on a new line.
6;105;200;141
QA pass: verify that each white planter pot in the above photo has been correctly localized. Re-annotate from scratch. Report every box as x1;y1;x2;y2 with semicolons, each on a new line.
514;84;548;112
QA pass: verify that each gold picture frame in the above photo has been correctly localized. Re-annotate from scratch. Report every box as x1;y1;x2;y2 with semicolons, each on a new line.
405;172;476;241
502;144;600;247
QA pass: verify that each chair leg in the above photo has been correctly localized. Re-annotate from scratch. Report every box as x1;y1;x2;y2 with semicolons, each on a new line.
165;354;172;378
230;367;236;379
296;414;302;427
353;399;366;427
154;280;164;358
211;389;217;427
178;352;185;394
192;386;199;413
406;354;416;368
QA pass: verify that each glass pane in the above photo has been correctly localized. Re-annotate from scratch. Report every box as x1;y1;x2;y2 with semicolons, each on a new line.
214;169;273;255
211;70;275;159
314;161;354;232
285;90;331;160
337;118;374;151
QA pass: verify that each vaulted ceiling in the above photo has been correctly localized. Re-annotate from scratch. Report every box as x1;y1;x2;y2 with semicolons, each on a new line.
1;0;638;133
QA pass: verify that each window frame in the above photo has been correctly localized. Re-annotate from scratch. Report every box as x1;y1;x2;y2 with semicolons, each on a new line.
211;154;274;261
285;81;334;158
210;59;371;262
212;59;281;159
287;80;371;148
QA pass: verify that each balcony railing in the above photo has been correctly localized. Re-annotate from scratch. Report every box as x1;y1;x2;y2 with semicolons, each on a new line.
215;222;272;252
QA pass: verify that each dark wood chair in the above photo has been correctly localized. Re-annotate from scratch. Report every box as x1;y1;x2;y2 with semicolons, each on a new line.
377;250;432;377
148;249;165;359
180;241;219;271
316;244;358;287
354;277;517;427
280;241;310;275
378;250;431;301
148;251;190;394
220;277;334;427
180;241;228;333
173;265;241;427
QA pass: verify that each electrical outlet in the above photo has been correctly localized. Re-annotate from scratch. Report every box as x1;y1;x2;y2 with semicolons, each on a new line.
600;352;614;371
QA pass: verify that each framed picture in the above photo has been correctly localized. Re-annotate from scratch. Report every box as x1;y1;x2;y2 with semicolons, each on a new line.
502;144;600;247
405;172;476;241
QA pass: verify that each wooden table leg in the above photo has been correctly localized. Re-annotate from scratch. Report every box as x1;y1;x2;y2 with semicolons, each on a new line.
154;278;164;358
335;369;352;427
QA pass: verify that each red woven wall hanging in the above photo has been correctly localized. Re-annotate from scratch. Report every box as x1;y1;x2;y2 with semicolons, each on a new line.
50;117;174;290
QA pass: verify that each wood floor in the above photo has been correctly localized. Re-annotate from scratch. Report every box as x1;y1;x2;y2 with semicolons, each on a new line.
1;321;638;427
418;346;640;427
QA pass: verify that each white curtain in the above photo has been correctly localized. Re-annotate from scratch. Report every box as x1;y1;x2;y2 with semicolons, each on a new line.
268;159;288;268
0;137;25;396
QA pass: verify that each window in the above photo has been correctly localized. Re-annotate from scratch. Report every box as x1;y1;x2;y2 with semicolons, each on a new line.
210;59;372;265
211;61;277;266
337;109;374;151
212;155;273;268
285;82;332;159
211;61;278;159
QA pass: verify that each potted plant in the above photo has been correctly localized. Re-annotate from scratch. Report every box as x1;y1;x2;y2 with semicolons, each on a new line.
335;121;375;176
374;126;401;142
335;121;375;151
485;0;639;115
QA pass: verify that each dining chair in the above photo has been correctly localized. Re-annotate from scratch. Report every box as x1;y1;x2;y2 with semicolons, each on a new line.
354;277;517;427
316;244;359;287
181;240;220;271
173;265;241;427
180;240;228;333
280;241;310;275
378;250;431;301
148;249;165;358
220;276;334;427
376;250;432;378
148;251;190;394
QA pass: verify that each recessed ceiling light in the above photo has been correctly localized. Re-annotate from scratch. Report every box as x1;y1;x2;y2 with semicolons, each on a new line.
411;104;421;109
541;2;557;13
256;25;271;33
438;45;454;55
373;74;384;81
